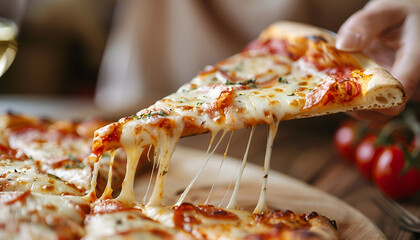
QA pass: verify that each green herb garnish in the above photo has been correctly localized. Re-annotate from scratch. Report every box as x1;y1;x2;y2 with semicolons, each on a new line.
65;154;85;169
157;110;168;117
136;110;169;119
225;78;257;87
245;78;256;84
278;77;288;84
67;154;77;162
225;80;236;85
47;173;61;180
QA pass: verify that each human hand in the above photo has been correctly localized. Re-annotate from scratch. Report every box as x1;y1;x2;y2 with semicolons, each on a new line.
336;0;420;120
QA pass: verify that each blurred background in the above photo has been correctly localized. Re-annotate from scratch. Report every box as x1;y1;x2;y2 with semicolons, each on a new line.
0;0;367;118
0;0;113;97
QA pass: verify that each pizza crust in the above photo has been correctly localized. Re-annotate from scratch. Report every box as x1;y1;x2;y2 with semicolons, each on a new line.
259;21;337;46
308;216;340;240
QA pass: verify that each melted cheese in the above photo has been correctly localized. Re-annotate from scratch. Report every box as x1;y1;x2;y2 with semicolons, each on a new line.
87;37;363;231
204;131;234;205
141;203;328;240
7;128;94;191
254;122;279;214
227;127;254;210
0;192;89;239
0;160;84;196
146;127;182;206
176;131;226;206
143;146;157;204
8;130;91;163
117;146;143;205
100;150;116;199
84;209;193;240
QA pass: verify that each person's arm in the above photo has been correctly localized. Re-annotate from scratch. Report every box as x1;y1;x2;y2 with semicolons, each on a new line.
336;0;420;120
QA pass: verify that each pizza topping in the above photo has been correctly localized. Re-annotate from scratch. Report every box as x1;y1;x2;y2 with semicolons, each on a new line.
254;210;311;229
0;191;91;239
173;203;202;230
242;38;303;61
196;204;239;219
7;126;93;189
0;144;27;161
305;211;319;220
2;190;31;205
0;160;86;195
91;199;135;214
84;208;195;239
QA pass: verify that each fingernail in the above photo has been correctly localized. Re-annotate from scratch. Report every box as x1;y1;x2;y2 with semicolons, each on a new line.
336;31;361;51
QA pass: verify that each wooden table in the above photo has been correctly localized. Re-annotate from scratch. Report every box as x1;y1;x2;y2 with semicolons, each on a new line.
178;114;420;240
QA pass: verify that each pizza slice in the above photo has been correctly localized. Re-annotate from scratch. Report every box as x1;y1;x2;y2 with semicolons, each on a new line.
88;21;405;210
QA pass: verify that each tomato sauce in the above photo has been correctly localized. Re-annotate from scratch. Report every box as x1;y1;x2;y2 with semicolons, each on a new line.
196;205;238;220
242;39;303;61
0;144;27;161
4;190;31;205
92;122;122;156
243;36;361;83
173;203;238;230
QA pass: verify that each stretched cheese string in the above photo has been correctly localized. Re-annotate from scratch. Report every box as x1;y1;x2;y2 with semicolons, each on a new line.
187;131;217;180
147;128;182;206
175;130;226;206
100;150;116;199
204;130;234;205
254;121;279;214
84;156;101;201
173;131;216;202
117;146;144;205
227;126;255;210
218;158;242;207
143;145;156;204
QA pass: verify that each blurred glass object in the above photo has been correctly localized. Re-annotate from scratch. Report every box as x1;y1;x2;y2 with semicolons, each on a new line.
0;0;25;78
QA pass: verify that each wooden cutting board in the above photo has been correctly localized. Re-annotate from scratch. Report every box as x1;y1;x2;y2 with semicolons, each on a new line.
133;146;386;239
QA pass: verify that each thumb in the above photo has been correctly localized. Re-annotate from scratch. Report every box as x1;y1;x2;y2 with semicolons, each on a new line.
336;1;407;51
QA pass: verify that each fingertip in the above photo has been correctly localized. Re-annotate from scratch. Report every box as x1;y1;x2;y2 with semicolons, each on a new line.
336;1;407;52
349;105;405;121
375;104;406;117
336;31;362;51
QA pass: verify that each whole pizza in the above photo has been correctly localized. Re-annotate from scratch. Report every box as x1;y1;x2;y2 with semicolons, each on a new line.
0;21;405;239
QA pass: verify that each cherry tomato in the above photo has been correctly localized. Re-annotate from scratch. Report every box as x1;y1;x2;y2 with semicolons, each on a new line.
355;135;383;179
334;121;358;162
373;145;420;199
